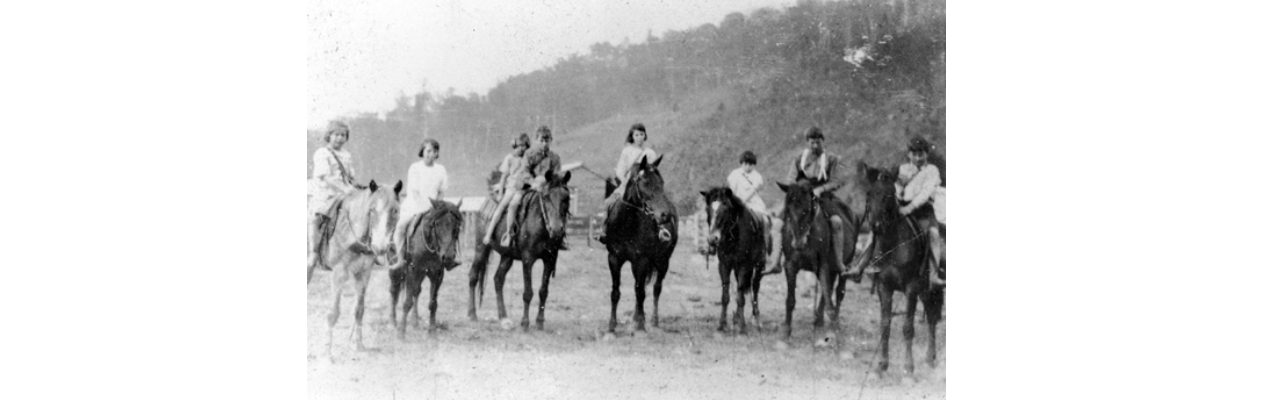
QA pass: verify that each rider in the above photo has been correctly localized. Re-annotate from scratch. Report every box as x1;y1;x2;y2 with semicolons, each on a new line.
896;137;944;286
727;150;783;274
387;138;450;270
499;126;563;246
597;123;657;245
308;121;360;271
777;127;855;277
482;133;532;246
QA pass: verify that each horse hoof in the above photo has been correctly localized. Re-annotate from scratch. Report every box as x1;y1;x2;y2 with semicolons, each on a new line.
904;365;916;375
499;319;515;331
774;340;790;351
712;331;725;340
536;322;545;331
602;332;616;342
927;358;939;368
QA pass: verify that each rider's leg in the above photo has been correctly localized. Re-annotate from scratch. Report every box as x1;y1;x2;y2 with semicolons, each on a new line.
308;212;326;269
830;215;850;274
387;215;412;270
926;220;944;286
597;181;626;245
761;215;785;275
483;189;515;244
500;190;524;247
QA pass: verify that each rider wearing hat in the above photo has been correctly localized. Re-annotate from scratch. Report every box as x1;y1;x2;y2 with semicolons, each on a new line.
898;137;944;285
770;127;855;276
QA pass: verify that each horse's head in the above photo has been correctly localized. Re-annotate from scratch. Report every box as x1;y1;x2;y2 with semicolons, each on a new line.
629;155;675;241
540;171;573;241
365;180;403;256
700;187;738;251
426;198;465;265
777;171;818;251
857;162;900;233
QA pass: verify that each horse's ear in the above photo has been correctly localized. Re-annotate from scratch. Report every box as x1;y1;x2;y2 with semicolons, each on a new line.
368;180;378;192
651;155;663;169
856;161;868;177
393;180;403;196
777;182;789;193
722;187;733;197
795;168;807;182
700;190;709;199
638;155;649;170
560;171;572;185
456;198;463;209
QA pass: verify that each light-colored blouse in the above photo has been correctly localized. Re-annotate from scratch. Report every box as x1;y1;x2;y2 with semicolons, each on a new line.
614;145;658;184
727;167;767;213
308;146;355;214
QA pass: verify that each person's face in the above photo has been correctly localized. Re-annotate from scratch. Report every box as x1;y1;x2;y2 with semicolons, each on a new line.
512;143;527;157
536;135;552;149
422;145;440;164
329;132;348;149
908;150;928;164
806;137;824;153
741;162;754;173
632;130;647;145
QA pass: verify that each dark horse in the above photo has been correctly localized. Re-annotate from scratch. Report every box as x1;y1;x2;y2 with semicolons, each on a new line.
467;171;573;330
604;155;677;333
858;162;943;374
700;187;766;334
775;171;860;343
388;199;464;338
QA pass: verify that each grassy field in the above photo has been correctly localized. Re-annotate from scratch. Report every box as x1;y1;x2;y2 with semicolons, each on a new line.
307;235;945;400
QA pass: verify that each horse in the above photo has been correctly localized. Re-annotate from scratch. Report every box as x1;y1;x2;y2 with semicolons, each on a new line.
388;199;464;338
604;155;678;333
775;170;860;344
467;171;573;330
700;187;766;334
307;180;401;361
857;162;944;374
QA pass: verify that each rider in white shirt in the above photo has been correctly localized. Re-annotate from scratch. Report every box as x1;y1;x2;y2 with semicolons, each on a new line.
726;151;783;274
388;138;450;270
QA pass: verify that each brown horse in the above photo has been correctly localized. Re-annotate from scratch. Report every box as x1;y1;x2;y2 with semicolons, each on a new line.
604;155;677;333
388;199;464;338
700;187;766;334
467;171;573;330
307;180;401;361
775;170;860;344
858;162;943;374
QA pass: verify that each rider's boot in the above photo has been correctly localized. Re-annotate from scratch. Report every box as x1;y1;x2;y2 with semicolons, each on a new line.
760;217;784;275
830;215;852;276
927;226;945;286
386;220;409;270
500;195;521;247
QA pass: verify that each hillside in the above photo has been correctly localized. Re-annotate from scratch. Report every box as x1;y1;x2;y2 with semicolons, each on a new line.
309;0;946;215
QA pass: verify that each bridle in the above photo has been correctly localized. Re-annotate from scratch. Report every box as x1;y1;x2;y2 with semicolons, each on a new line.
414;207;462;255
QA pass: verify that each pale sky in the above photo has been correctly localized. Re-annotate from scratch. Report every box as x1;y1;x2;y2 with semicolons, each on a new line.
307;0;794;128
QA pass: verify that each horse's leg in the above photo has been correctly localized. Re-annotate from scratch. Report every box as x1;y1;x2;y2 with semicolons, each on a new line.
398;270;418;339
813;277;825;328
824;265;841;332
651;258;668;329
535;254;555;330
877;285;894;373
717;261;730;332
520;256;537;331
494;255;514;321
326;268;347;361
751;262;763;332
389;269;401;330
607;254;623;333
353;269;371;351
903;289;919;374
783;258;797;339
735;265;750;335
428;270;443;331
922;288;943;367
632;258;649;332
411;270;424;329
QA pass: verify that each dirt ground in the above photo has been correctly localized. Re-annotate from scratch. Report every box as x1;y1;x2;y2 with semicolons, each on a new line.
308;237;945;400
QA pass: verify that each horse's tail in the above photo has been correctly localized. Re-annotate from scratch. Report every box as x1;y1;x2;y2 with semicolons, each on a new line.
470;222;494;308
